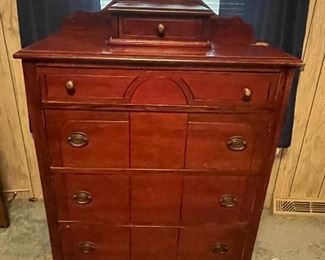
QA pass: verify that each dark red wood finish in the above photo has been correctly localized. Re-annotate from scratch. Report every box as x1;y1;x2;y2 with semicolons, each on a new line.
59;223;130;260
119;16;204;41
15;0;301;259
54;174;130;223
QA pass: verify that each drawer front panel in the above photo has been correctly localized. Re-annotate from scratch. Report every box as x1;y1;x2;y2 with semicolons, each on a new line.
182;72;278;105
54;173;256;226
40;67;279;107
186;121;254;171
46;110;129;168
179;226;245;259
61;120;129;167
131;175;182;224
59;223;129;260
119;17;203;40
59;223;245;260
182;176;257;225
132;227;179;260
46;111;270;173
185;114;270;172
130;113;188;168
41;68;139;103
54;174;130;224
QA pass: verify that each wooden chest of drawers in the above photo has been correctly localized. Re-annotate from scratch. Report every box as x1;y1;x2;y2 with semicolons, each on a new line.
15;1;301;259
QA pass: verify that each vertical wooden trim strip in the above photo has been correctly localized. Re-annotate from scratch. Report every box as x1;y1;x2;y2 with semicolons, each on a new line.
22;62;63;259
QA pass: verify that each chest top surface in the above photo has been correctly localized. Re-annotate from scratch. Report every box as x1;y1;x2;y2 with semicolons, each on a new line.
15;0;301;67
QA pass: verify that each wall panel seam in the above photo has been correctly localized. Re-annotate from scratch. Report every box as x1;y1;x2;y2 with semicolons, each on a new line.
288;54;325;196
302;0;317;60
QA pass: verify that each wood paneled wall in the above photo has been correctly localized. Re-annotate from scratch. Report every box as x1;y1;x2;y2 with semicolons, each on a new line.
0;0;324;205
272;0;325;204
0;0;41;199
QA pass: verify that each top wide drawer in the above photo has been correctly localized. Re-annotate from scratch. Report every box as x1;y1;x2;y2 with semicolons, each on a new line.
39;67;279;107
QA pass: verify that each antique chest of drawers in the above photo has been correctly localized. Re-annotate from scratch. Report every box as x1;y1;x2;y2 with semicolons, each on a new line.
15;0;301;259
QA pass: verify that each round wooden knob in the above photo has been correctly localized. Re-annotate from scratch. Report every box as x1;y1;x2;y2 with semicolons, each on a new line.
65;80;75;95
219;194;238;208
78;241;96;254
68;132;89;148
242;87;253;102
73;191;92;205
211;243;229;255
227;136;247;151
157;23;165;38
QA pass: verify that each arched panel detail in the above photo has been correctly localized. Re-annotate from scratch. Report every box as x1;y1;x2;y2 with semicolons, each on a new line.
123;77;149;100
175;78;195;104
129;77;189;105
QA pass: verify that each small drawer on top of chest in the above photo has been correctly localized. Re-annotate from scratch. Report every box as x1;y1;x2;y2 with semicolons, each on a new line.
119;16;205;41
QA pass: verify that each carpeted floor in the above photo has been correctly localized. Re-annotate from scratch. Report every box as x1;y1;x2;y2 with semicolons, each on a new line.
0;199;324;260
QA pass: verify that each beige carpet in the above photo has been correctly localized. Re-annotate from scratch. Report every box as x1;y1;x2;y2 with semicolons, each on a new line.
0;199;324;260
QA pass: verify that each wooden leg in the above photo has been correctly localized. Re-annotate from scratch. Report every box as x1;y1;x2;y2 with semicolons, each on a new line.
0;184;9;228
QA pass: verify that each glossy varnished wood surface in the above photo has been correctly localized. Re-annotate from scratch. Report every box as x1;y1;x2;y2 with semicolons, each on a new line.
16;1;302;259
14;11;300;66
39;67;280;106
44;109;271;174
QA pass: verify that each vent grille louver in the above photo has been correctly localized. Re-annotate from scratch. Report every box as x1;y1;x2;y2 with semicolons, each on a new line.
274;199;325;215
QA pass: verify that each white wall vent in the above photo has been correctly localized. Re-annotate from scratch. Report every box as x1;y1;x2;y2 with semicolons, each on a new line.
274;198;325;216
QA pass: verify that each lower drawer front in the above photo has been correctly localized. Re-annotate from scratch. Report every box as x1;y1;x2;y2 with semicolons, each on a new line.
54;173;257;225
59;223;245;260
59;223;129;260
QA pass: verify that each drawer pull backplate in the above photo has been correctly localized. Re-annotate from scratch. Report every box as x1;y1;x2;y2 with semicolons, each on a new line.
212;243;229;255
78;241;96;254
68;132;89;148
227;136;247;151
73;191;92;205
219;194;238;208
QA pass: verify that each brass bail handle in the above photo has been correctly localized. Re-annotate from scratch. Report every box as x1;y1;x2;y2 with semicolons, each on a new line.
68;132;89;148
157;23;165;38
78;241;96;254
73;191;92;205
211;243;229;255
227;136;247;151
219;194;238;208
